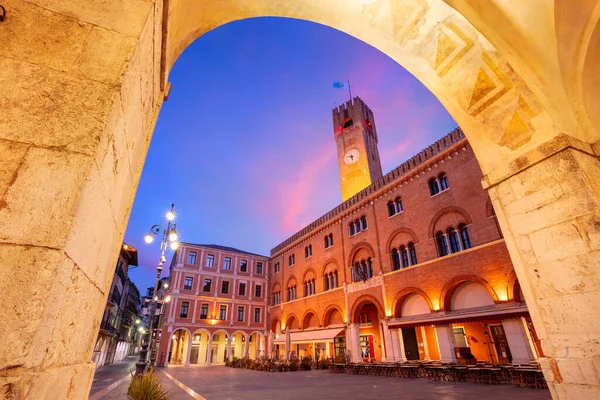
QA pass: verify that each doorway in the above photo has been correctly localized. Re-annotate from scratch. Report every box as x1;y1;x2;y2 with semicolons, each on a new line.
401;328;420;360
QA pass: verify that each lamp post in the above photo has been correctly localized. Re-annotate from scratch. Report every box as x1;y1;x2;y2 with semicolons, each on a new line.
149;283;171;368
134;203;179;376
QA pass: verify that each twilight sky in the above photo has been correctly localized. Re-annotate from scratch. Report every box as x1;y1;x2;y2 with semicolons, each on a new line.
125;17;456;293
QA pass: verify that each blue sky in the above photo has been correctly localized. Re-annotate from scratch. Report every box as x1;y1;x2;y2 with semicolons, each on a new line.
125;17;456;293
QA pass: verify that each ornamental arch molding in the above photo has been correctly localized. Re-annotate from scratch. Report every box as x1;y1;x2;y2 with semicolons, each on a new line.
349;294;385;324
391;287;434;317
428;206;473;238
439;274;499;311
385;227;419;254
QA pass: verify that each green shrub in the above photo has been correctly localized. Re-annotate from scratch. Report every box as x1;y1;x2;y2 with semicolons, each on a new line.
128;370;171;400
300;357;312;371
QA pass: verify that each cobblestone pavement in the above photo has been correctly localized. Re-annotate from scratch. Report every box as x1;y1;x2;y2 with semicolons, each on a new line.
88;356;138;399
154;366;552;400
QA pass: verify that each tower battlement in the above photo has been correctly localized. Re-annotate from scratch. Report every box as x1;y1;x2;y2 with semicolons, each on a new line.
332;96;377;140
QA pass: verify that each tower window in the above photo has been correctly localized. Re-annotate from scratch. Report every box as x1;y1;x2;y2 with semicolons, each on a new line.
342;118;353;129
324;233;333;249
361;216;368;230
289;254;295;266
305;245;312;258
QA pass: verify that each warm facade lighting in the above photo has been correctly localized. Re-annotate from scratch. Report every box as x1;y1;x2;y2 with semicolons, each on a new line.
163;283;169;289
172;334;177;340
498;292;508;302
123;244;129;250
165;295;171;303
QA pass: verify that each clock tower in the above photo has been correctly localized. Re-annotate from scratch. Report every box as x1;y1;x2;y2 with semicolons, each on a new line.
333;97;383;201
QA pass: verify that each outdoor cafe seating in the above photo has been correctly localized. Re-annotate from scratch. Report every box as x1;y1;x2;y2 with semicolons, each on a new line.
328;360;547;389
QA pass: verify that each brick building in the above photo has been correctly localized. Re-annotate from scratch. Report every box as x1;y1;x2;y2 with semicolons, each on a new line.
161;97;542;367
157;244;269;367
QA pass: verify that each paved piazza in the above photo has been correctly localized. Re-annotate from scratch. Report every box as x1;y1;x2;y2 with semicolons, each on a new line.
154;366;552;400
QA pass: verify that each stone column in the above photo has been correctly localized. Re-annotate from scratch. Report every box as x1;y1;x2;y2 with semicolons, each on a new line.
396;329;408;362
484;139;600;398
184;337;193;367
381;321;396;362
206;334;213;366
378;322;389;362
244;335;250;358
502;318;535;364
420;326;431;361
348;324;362;363
226;336;232;362
435;324;457;363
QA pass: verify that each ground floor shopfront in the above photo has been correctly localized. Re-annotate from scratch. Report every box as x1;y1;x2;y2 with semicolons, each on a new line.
269;314;540;366
157;326;267;367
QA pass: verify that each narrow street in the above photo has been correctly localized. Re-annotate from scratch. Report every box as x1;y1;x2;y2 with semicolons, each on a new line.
88;356;138;399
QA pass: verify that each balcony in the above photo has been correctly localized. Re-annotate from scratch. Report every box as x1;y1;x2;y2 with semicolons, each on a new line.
99;320;119;337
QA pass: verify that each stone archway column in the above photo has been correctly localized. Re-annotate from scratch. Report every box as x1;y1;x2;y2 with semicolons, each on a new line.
435;324;457;363
0;0;163;397
348;324;362;363
502;318;535;364
484;138;600;398
396;329;408;363
184;336;193;367
206;334;213;366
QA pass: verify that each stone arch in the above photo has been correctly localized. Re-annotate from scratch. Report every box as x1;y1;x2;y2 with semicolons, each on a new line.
191;327;211;341
301;309;320;329
439;275;499;311
347;241;376;268
322;304;345;327
285;275;297;288
391;287;434;318
507;271;523;302
272;282;281;293
320;258;340;276
385;227;419;254
270;317;281;333
284;313;299;330
349;295;385;324
429;206;474;238
301;267;317;282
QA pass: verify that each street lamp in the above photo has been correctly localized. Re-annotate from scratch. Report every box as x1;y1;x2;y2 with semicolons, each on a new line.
135;203;179;376
151;286;172;367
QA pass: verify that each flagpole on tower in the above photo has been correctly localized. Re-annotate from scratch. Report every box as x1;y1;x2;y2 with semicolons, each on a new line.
347;79;352;103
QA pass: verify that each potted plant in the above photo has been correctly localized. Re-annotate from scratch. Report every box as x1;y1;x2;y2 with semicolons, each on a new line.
128;369;171;400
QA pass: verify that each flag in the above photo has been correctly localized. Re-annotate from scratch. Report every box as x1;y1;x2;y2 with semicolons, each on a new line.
333;81;345;89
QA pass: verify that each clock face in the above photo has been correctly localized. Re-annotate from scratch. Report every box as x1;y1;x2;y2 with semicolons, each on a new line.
344;148;360;165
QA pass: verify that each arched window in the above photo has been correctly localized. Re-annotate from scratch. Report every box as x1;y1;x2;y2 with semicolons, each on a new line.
439;173;449;190
392;248;400;271
349;223;355;236
353;262;361;282
329;234;333;247
395;197;403;213
449;228;461;253
459;224;472;249
408;242;417;265
437;232;449;257
361;216;368;230
333;271;339;288
429;178;440;196
400;245;409;268
387;201;395;217
366;258;374;278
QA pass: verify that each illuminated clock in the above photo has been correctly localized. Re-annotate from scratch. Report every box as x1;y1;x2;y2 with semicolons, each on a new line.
344;148;360;165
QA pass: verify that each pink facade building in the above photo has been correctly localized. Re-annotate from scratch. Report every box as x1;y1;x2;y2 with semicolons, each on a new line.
157;243;269;366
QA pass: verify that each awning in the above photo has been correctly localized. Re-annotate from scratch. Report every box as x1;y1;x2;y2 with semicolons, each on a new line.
387;304;530;329
274;328;345;344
